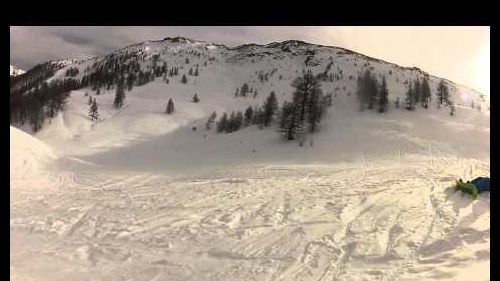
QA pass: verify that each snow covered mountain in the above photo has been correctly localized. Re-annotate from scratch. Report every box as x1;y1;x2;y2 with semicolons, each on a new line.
10;65;25;76
10;36;489;150
10;36;489;281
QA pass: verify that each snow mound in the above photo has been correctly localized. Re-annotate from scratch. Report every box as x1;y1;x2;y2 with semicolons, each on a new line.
10;126;55;185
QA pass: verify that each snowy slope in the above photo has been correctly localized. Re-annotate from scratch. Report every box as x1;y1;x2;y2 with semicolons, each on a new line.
11;158;489;281
10;126;55;189
10;36;489;281
10;65;25;76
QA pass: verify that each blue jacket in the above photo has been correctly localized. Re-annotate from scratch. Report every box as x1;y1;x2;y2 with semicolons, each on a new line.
471;177;490;193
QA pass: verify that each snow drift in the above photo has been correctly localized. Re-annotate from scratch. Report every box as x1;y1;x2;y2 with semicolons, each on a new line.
10;126;55;187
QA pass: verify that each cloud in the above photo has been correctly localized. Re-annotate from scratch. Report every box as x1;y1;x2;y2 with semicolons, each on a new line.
9;26;344;69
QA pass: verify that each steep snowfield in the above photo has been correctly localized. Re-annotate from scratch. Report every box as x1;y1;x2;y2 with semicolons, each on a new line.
10;37;489;281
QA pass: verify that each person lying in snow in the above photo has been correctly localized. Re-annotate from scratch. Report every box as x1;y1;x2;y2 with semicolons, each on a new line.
471;177;490;193
455;179;479;199
454;177;490;200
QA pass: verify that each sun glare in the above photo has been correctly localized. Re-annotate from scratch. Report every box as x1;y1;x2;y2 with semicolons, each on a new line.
474;43;490;95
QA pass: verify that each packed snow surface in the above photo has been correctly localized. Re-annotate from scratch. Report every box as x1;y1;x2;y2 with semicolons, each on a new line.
10;37;489;281
11;158;489;281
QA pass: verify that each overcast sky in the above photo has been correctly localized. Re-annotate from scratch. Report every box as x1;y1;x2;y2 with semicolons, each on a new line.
10;26;490;95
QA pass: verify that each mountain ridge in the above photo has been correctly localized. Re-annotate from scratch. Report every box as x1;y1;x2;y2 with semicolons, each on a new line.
12;36;483;94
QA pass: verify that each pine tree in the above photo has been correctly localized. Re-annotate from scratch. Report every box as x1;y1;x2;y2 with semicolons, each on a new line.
235;111;243;131
47;97;57;118
307;83;328;133
216;112;228;133
253;107;265;128
413;78;421;103
244;106;254;127
192;93;200;103
307;86;323;132
166;98;175;114
205;111;217;130
367;74;379;110
235;87;239;97
113;81;126;109
378;76;389;113
240;83;249;97
194;66;199;76
188;67;193;75
88;96;93;105
181;74;188;84
291;69;322;122
405;84;415;110
356;76;365;111
279;101;302;140
88;99;99;122
421;77;431;108
29;100;44;133
263;91;278;127
356;70;378;111
127;73;135;91
226;112;236;133
291;69;325;133
437;79;449;106
279;102;288;129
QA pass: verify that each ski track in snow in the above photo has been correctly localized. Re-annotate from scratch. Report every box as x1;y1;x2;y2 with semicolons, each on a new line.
11;156;489;281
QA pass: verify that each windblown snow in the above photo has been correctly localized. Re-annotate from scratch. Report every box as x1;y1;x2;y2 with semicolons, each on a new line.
10;37;489;281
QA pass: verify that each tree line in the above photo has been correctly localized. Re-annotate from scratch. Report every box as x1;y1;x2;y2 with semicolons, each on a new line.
11;49;208;131
210;70;332;141
215;91;278;134
356;70;453;115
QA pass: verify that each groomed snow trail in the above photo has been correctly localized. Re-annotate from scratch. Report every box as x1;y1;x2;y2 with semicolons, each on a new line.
10;155;489;281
